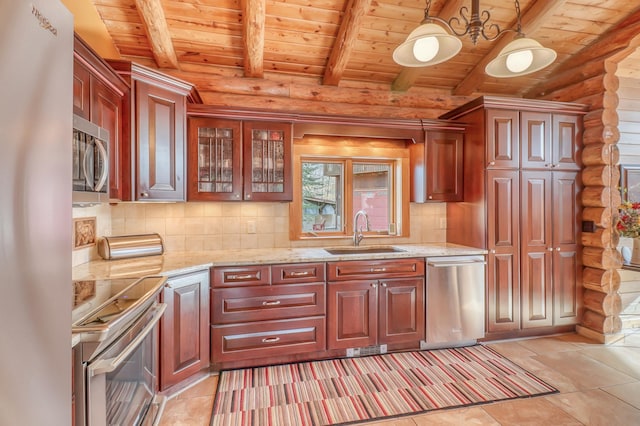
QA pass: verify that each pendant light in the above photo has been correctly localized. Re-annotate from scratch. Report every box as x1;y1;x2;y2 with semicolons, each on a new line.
392;0;556;78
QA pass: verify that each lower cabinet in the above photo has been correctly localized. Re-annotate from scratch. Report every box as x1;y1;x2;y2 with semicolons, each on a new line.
159;269;210;391
327;258;425;350
210;263;326;367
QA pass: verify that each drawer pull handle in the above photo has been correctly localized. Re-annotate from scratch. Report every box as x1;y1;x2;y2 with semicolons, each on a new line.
371;267;386;273
262;337;280;344
289;271;311;277
227;273;255;280
262;300;281;306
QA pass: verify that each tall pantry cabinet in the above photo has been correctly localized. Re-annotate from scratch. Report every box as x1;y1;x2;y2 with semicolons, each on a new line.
442;97;588;339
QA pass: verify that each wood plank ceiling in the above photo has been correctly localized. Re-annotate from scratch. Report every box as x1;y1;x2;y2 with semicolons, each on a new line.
89;0;640;106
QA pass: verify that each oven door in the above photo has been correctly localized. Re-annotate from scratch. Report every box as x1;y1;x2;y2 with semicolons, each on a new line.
86;302;166;426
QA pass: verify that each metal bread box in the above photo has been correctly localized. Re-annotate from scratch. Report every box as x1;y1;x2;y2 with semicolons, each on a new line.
97;233;164;260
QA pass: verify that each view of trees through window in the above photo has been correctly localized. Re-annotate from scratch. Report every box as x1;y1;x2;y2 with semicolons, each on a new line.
301;160;392;234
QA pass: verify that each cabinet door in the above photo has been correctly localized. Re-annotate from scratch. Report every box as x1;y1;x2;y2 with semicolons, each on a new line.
327;280;377;349
486;170;520;332
378;277;424;345
520;171;553;328
160;270;210;391
243;121;292;201
520;111;551;170
136;80;186;201
426;131;463;201
187;117;242;201
552;171;581;325
553;115;581;171
486;109;519;169
73;59;91;120
92;79;128;201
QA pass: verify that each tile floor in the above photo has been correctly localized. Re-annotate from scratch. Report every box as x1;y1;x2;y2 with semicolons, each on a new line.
158;330;640;426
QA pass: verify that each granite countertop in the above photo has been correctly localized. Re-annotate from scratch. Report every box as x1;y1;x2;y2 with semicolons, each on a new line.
72;242;486;281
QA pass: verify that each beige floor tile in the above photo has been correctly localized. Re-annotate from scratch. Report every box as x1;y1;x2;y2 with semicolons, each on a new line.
360;416;417;426
533;350;637;390
159;395;214;426
174;375;219;400
411;406;501;425
579;346;640;380
546;389;640;425
515;335;585;354
500;355;580;394
602;381;640;410
482;397;582;425
485;341;538;359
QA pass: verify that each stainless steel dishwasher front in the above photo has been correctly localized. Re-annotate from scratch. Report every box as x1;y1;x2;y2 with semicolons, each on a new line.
422;255;486;349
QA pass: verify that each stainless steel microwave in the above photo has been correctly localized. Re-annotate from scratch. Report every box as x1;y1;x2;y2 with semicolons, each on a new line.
72;114;109;206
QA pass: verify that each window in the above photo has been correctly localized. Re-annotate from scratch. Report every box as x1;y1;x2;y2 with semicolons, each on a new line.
290;136;410;240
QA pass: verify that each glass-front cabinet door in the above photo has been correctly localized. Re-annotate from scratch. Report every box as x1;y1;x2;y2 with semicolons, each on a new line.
243;121;293;201
187;118;242;201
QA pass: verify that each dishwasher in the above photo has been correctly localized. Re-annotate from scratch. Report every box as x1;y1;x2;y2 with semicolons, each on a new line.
421;255;486;350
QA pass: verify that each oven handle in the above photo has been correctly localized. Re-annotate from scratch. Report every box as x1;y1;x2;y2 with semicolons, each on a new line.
88;303;166;377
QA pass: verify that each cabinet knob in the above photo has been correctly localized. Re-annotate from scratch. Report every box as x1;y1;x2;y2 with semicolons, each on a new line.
380;282;387;287
490;249;496;254
556;247;561;251
371;283;377;288
140;191;149;198
548;247;553;251
489;161;495;166
428;195;433;200
246;194;251;199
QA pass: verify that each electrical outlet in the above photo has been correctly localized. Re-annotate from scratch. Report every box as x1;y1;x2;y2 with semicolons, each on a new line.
247;220;256;234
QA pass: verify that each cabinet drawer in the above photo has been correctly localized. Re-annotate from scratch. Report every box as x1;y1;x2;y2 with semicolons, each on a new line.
272;263;325;284
211;283;325;324
328;258;425;281
211;265;270;287
211;317;325;362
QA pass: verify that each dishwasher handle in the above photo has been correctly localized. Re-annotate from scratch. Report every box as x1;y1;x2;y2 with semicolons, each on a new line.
427;257;486;268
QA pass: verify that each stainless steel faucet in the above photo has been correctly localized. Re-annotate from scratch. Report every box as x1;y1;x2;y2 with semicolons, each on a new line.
353;210;370;246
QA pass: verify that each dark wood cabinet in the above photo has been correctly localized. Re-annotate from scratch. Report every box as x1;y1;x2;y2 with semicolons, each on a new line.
410;130;464;202
443;96;586;339
109;60;197;201
210;263;326;367
73;34;130;201
187;117;293;201
159;269;210;391
326;259;424;350
486;109;519;169
486;170;520;333
187;117;243;201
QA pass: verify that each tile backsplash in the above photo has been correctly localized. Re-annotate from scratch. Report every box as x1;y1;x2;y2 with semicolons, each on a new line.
72;201;446;266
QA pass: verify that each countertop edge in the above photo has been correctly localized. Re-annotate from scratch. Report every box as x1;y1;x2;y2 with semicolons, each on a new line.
72;243;487;281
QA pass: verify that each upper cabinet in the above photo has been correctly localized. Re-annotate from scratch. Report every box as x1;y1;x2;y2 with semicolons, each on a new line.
109;60;198;201
187;116;293;202
73;35;130;201
410;130;464;202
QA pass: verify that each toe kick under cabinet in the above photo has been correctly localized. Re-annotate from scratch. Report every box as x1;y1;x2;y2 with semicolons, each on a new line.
210;263;326;368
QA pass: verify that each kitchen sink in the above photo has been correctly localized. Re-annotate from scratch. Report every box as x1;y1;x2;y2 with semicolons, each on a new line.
323;245;406;255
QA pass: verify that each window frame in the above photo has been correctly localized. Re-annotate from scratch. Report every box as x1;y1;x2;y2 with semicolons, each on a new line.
290;136;410;241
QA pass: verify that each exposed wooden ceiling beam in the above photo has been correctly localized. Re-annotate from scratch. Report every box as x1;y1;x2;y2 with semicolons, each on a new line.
525;7;640;99
453;0;567;96
391;0;465;92
323;0;372;86
242;0;265;78
134;0;179;69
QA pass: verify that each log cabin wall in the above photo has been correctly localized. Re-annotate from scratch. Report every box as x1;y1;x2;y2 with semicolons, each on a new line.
528;13;640;342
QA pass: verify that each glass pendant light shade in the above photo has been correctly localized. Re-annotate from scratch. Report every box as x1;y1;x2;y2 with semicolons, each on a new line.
393;23;462;67
485;36;557;78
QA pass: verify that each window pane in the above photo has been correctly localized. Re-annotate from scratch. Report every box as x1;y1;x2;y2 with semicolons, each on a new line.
301;162;343;233
352;163;391;233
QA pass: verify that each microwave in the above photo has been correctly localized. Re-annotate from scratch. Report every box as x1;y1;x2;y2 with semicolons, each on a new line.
72;114;109;205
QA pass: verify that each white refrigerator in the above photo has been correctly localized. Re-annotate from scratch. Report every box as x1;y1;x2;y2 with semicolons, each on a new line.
0;1;73;425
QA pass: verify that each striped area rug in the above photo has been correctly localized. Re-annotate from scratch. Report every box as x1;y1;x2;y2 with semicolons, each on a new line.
211;345;557;426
